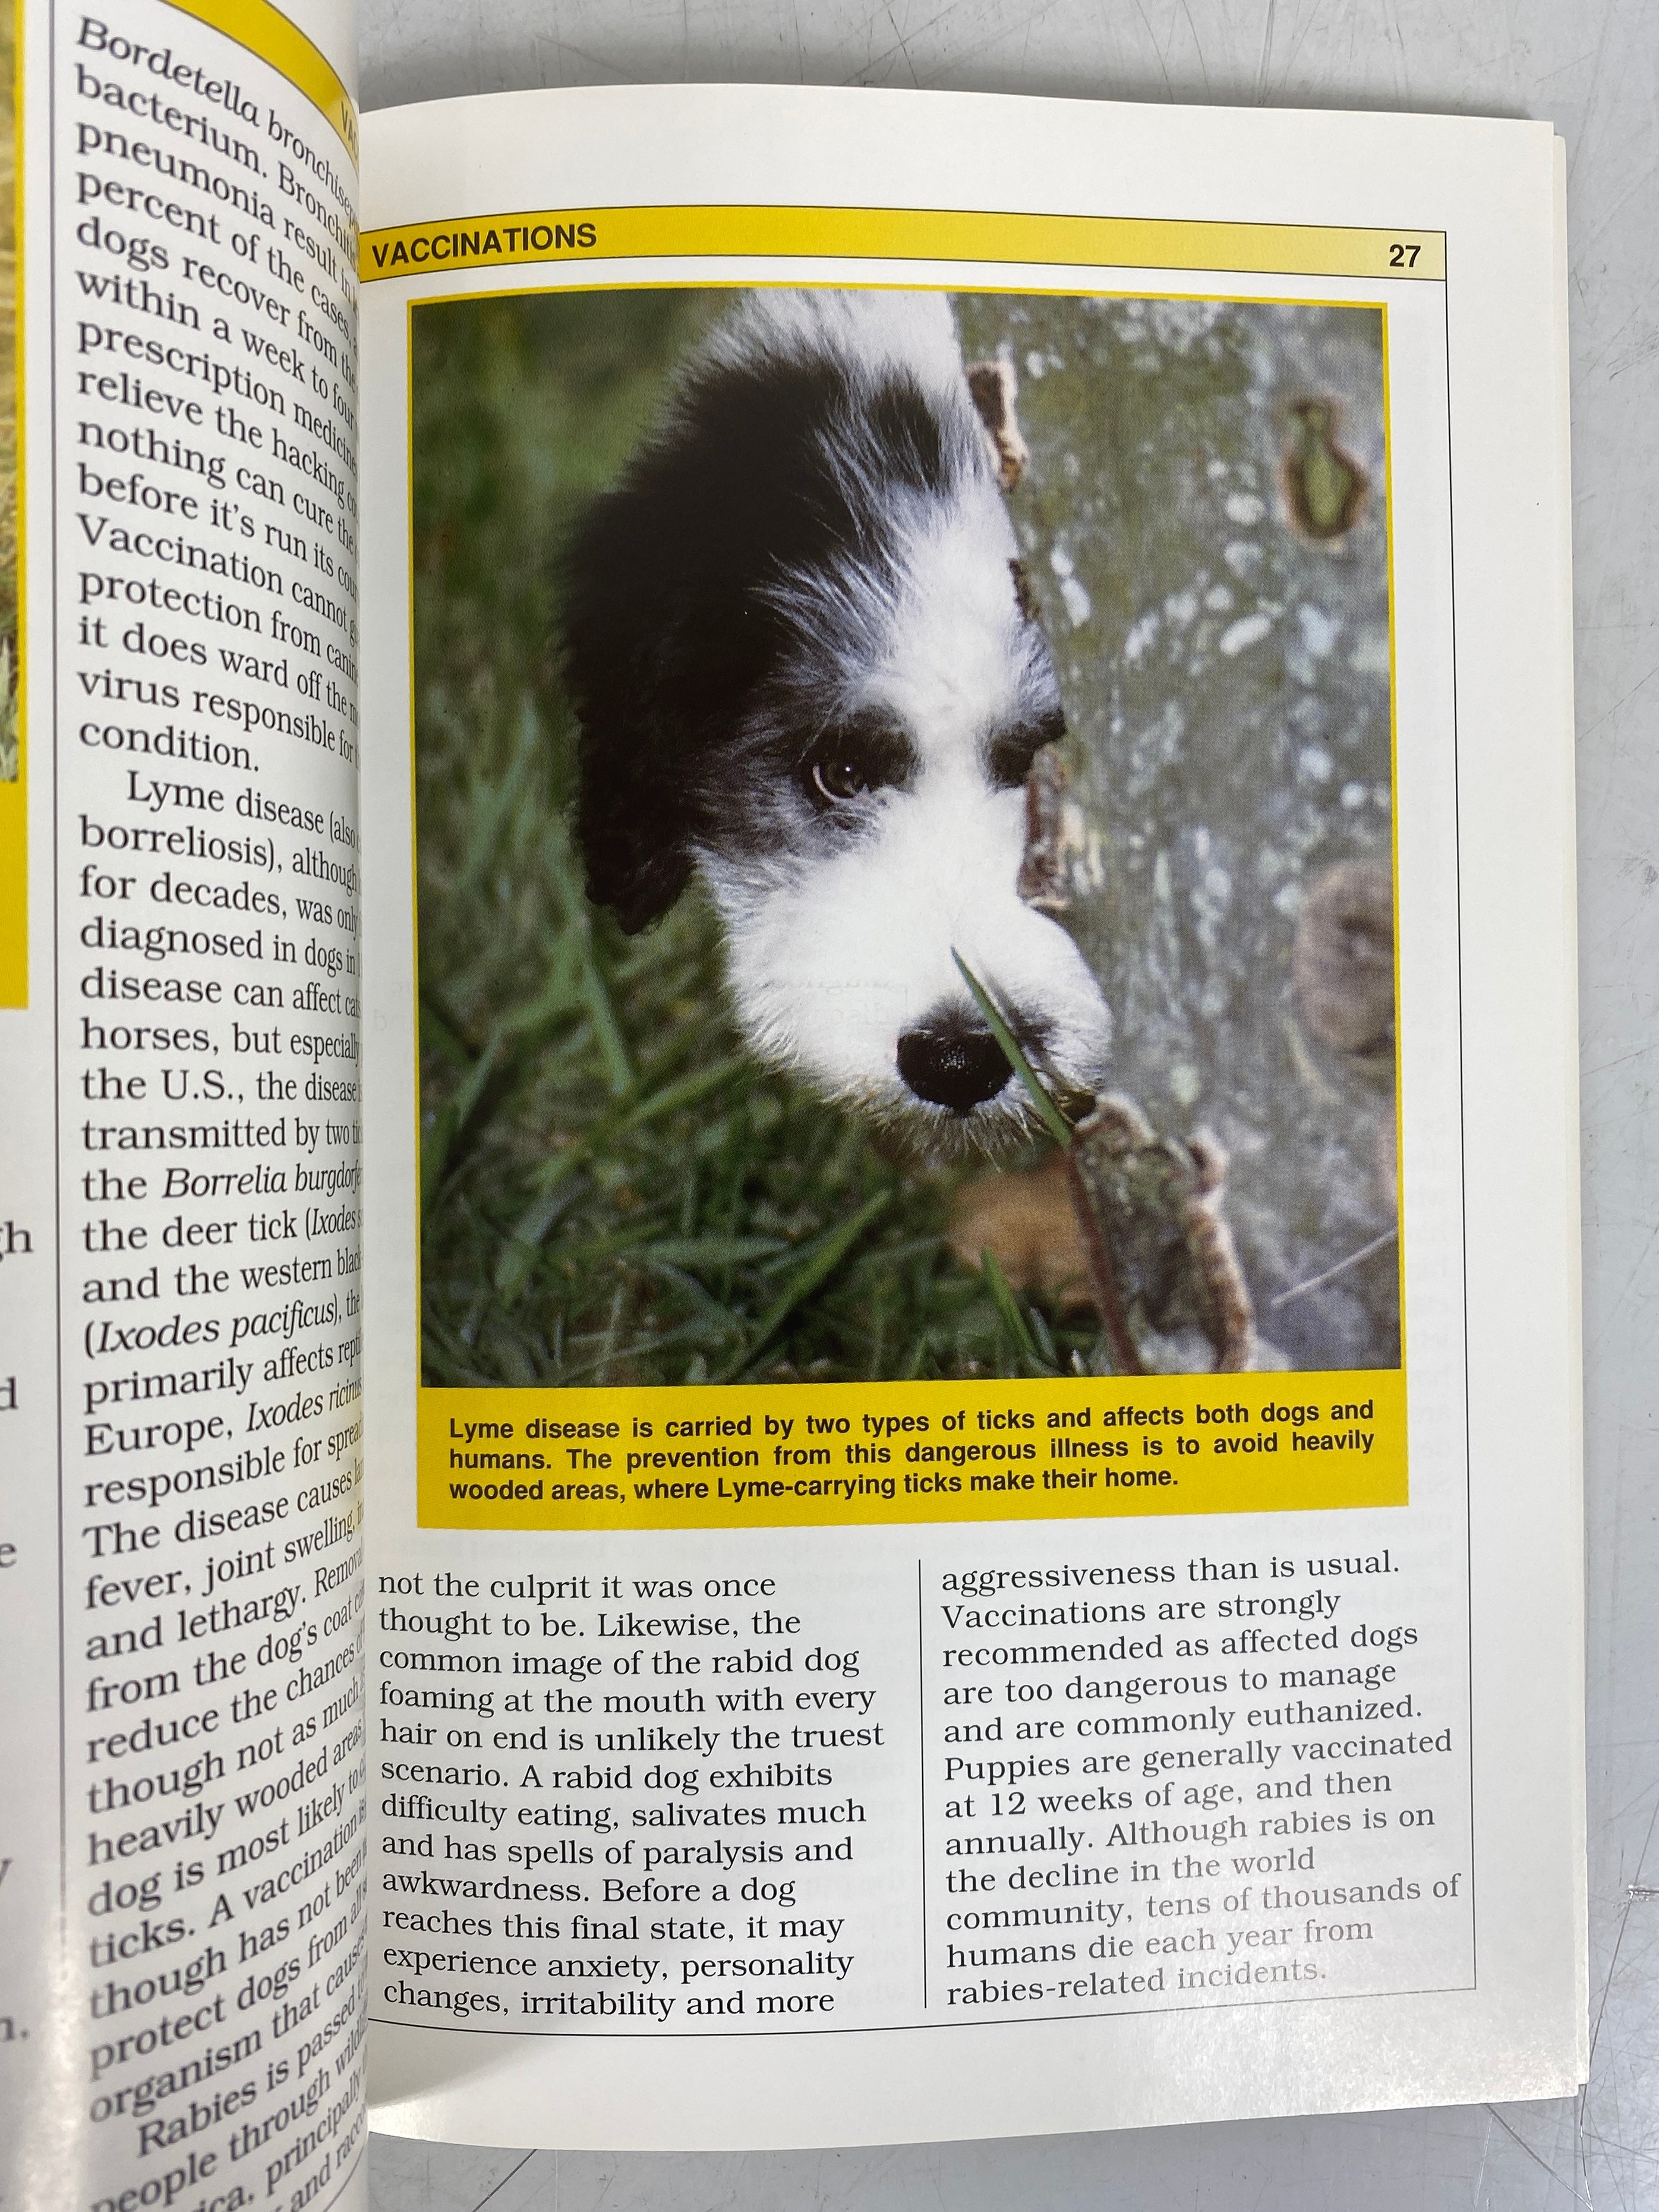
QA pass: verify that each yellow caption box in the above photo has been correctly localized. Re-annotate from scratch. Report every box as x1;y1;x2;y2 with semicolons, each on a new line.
420;1369;1406;1533
361;206;1444;286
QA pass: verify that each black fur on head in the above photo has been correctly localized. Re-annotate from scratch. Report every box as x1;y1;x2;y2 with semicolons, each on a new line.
559;314;991;935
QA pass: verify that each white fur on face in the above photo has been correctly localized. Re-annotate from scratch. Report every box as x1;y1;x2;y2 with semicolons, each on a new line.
873;481;1033;755
700;494;1113;1154
703;780;1112;1152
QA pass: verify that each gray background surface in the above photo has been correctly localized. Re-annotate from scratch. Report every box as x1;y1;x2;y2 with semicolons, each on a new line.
358;4;1658;2205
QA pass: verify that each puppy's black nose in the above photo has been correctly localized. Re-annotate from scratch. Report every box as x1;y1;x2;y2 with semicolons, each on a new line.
897;1018;1010;1113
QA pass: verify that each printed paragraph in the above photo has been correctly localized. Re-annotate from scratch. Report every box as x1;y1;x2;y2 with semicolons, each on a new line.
42;7;365;2205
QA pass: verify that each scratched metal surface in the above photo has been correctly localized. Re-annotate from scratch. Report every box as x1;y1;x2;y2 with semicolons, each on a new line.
357;5;1659;2207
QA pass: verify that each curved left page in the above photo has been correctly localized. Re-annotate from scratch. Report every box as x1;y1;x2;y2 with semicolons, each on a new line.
0;5;364;2207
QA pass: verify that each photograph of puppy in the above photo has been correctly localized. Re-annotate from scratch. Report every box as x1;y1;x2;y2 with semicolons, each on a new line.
562;290;1112;1155
413;282;1398;1387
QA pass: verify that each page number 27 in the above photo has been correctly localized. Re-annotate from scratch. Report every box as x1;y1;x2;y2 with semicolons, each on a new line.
1389;241;1423;267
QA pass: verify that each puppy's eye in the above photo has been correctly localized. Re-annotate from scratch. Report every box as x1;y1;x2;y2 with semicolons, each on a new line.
802;719;911;808
988;707;1066;789
812;752;875;803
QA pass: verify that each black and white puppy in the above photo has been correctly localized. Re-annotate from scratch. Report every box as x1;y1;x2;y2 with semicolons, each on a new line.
562;288;1112;1156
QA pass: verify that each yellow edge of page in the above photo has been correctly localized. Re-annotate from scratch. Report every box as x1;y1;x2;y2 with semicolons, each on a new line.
1;0;22;1009
421;1369;1407;1532
0;785;22;1005
158;0;358;163
361;207;1444;285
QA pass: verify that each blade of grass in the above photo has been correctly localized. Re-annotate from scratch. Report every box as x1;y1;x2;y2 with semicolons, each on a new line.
593;1284;626;1387
952;950;1073;1148
497;940;585;1037
421;1029;504;1215
554;1318;727;1387
493;1184;581;1303
979;1244;1057;1376
530;1055;750;1199
625;1055;749;1133
677;1164;700;1238
418;990;473;1069
579;947;633;1097
458;692;541;891
714;1189;890;1382
634;1262;747;1343
541;823;635;1096
644;1236;787;1269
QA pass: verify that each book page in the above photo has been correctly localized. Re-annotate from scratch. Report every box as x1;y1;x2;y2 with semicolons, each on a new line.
357;84;1582;2150
0;2;365;2205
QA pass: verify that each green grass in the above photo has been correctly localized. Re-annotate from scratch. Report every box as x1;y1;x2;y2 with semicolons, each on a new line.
413;288;1092;1389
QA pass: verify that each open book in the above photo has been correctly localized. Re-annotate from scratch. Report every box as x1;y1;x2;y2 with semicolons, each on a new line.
0;1;1584;2200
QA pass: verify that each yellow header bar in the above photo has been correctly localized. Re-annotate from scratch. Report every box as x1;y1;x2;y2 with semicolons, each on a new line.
161;0;358;164
422;1369;1406;1534
360;205;1444;286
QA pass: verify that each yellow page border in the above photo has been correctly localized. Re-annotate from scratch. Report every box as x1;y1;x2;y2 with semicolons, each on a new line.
0;0;23;1008
362;206;1443;285
407;264;1409;1536
160;0;358;163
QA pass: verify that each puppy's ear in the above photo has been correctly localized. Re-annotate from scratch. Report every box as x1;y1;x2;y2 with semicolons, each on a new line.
560;487;698;935
575;724;695;935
